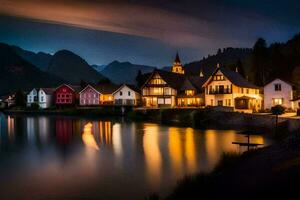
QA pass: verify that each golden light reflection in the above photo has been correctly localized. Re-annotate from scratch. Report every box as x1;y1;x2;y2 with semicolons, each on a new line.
205;130;218;166
7;116;15;142
185;128;196;172
168;127;183;173
112;123;123;157
82;122;99;150
143;124;162;186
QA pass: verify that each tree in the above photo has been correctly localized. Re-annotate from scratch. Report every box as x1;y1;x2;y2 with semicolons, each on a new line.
135;70;143;87
251;38;270;86
236;59;246;78
80;80;88;88
271;105;285;135
15;89;26;107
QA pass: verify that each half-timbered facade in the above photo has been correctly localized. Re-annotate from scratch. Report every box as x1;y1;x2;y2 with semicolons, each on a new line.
203;65;262;112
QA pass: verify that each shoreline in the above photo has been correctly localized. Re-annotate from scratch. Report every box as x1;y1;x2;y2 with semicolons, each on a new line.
2;107;300;134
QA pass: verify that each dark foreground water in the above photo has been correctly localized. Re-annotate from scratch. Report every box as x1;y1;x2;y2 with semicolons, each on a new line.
0;113;272;200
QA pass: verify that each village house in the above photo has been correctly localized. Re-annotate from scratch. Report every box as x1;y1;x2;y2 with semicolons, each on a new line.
27;88;38;107
203;64;262;113
79;83;119;106
38;88;55;109
141;54;206;107
79;84;101;106
54;84;81;107
263;78;295;110
113;84;141;106
97;83;119;105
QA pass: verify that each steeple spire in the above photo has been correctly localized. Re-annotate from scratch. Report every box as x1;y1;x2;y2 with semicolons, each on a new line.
175;52;181;63
171;52;184;74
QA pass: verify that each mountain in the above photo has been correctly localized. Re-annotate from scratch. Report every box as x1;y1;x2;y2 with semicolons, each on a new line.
184;47;252;77
11;45;52;71
91;64;107;72
47;50;107;84
101;61;155;84
0;43;63;95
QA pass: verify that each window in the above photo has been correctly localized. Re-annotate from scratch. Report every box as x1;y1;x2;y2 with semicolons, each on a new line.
246;89;249;94
185;90;194;96
149;74;166;85
120;91;123;96
128;91;131;96
217;100;223;106
274;84;281;91
41;96;44;102
273;98;283;105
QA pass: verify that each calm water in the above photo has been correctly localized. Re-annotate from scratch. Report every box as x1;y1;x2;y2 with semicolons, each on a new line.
0;113;272;200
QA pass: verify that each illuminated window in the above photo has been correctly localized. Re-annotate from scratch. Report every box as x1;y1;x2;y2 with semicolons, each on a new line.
185;90;195;96
149;74;166;85
272;98;283;105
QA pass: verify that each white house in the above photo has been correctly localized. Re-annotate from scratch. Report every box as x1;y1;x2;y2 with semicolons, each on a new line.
113;84;140;106
27;88;38;106
203;65;262;113
39;88;54;109
263;78;294;110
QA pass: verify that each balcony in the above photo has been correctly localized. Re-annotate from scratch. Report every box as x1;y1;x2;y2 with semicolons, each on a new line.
208;89;232;94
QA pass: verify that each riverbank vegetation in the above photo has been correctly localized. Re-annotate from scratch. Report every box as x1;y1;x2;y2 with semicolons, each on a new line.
159;131;300;200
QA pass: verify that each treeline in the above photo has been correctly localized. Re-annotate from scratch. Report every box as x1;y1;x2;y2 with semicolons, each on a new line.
248;34;300;86
184;33;300;87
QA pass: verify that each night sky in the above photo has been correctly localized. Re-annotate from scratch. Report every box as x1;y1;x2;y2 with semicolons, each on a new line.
0;0;299;67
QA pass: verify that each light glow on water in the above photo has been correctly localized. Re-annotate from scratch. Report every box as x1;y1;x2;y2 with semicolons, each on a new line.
0;114;272;200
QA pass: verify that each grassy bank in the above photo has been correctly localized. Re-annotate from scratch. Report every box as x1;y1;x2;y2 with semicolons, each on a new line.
158;132;300;200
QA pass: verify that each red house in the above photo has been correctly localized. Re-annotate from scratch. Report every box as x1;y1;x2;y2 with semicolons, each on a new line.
54;84;81;106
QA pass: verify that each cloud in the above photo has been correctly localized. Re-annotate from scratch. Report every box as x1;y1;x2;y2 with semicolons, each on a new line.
0;0;296;51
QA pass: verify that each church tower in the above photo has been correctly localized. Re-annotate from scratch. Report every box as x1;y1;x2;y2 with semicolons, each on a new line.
171;53;184;74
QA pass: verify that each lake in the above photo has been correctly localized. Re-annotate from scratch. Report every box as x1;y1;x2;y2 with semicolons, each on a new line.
0;113;272;200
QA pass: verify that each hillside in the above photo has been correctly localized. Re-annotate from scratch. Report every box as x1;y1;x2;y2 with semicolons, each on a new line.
101;61;155;84
0;43;63;95
11;45;52;71
47;50;107;84
184;48;252;77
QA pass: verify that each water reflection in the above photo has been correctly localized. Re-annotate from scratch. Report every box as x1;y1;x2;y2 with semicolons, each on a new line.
82;122;99;150
0;115;272;200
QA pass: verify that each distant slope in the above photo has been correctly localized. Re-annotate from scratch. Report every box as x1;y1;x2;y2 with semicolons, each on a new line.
91;64;107;72
47;50;107;84
11;45;52;71
0;43;63;95
184;48;252;76
101;61;155;84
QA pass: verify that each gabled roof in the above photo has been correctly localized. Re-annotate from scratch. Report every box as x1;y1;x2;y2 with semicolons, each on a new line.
56;84;81;92
143;69;186;90
203;67;259;89
264;78;296;88
79;84;101;94
40;88;55;95
174;52;181;63
113;84;140;95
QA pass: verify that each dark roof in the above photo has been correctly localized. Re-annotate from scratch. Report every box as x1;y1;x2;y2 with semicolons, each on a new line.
94;83;119;94
40;88;55;95
125;84;140;93
174;52;181;63
151;69;186;90
56;84;81;92
205;67;259;89
188;76;207;90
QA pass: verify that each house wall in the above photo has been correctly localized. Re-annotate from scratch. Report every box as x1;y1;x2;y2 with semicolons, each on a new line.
79;86;100;106
142;72;177;107
113;85;140;105
100;94;114;104
264;79;293;109
27;89;38;106
204;70;262;112
55;85;76;105
38;90;52;109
